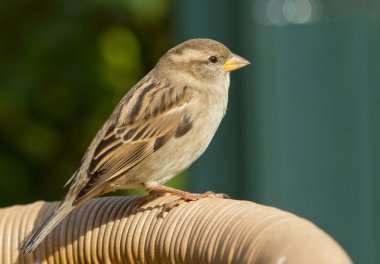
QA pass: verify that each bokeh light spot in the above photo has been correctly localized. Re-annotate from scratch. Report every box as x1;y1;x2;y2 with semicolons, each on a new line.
99;26;142;93
125;0;170;22
253;0;323;26
100;26;141;72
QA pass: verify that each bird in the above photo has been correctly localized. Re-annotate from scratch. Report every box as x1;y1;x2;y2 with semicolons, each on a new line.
20;38;250;254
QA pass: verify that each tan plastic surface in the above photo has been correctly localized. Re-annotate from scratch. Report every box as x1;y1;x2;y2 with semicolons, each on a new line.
0;196;352;263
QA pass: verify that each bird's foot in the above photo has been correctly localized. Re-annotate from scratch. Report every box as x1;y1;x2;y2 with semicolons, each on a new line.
135;191;161;207
144;185;229;210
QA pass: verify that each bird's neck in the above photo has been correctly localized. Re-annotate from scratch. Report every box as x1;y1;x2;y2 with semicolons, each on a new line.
155;69;230;114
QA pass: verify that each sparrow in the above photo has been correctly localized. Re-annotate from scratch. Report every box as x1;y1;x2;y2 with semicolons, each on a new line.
20;38;250;254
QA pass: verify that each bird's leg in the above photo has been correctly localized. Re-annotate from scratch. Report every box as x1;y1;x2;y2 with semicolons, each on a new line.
144;185;229;210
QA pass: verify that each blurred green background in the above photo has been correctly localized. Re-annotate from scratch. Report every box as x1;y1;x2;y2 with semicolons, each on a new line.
0;0;379;263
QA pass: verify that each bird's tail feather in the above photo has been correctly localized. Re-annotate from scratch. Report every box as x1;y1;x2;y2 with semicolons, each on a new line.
20;203;74;255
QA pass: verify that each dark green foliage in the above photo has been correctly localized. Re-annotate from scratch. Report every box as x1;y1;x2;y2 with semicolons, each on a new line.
0;0;173;205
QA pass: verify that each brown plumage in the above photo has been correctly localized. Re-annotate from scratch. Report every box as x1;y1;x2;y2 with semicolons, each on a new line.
20;38;250;254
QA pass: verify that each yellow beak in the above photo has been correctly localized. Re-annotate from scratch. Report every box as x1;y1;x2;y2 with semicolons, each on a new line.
223;53;250;72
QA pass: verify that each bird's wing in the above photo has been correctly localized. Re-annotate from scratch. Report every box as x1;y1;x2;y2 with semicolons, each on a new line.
72;80;194;204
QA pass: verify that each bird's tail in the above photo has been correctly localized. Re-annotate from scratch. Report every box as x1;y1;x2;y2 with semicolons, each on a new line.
19;202;75;255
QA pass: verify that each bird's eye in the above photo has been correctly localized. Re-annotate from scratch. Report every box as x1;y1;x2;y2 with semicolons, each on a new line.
208;56;218;63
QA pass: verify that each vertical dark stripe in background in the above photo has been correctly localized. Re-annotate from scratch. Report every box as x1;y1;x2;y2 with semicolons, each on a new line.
173;0;244;199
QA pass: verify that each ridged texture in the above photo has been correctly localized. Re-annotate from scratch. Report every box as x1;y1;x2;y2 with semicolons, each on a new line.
1;196;352;264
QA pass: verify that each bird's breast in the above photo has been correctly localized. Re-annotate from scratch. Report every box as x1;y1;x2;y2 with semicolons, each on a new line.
125;101;226;186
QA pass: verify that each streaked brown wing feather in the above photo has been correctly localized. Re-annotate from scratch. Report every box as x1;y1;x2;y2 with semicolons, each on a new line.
73;80;193;204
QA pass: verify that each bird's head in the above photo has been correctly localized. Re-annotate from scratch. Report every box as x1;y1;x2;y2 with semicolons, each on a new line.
156;38;250;85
